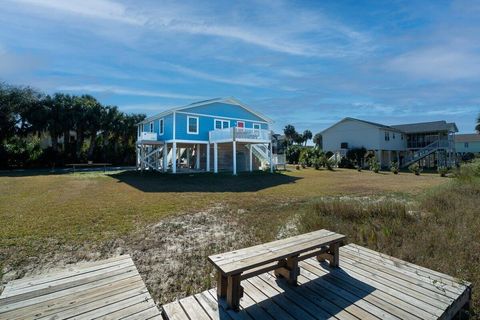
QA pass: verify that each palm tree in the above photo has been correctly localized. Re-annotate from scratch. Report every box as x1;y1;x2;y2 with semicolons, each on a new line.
84;96;103;160
303;130;312;146
313;133;322;148
283;124;297;146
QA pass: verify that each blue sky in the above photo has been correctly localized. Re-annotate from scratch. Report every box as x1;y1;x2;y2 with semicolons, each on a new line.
1;0;479;134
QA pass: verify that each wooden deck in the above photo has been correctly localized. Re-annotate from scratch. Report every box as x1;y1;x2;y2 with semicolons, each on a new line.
163;244;471;320
0;255;161;320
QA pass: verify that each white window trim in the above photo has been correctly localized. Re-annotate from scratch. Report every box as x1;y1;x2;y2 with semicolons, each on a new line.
150;121;154;133
187;116;199;134
214;119;230;130
159;118;164;135
237;121;245;128
253;123;261;130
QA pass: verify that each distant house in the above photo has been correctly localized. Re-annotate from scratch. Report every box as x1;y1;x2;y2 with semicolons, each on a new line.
321;117;458;168
136;97;275;174
455;133;480;155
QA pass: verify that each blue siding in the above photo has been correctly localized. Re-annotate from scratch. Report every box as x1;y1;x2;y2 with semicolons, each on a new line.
163;114;174;141
180;102;266;122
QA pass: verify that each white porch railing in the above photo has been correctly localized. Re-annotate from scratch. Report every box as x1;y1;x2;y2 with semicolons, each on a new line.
138;132;157;141
209;127;271;143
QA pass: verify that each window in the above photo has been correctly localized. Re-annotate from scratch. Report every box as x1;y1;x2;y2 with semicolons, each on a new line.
214;119;229;129
384;131;390;141
393;133;396;139
401;134;404;140
187;116;199;134
465;142;469;148
237;121;245;128
253;123;261;130
150;121;154;132
159;118;164;135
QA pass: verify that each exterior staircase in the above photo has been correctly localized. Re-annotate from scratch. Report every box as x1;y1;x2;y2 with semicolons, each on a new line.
401;140;450;168
246;144;284;170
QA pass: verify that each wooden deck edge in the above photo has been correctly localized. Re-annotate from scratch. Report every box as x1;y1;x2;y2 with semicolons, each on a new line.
439;285;472;320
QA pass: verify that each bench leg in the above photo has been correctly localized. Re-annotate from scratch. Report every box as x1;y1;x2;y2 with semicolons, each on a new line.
227;274;243;311
274;256;300;286
317;243;340;267
217;271;227;298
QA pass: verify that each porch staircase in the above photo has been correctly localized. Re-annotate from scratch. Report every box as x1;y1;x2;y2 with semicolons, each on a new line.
246;144;284;170
401;140;448;168
139;146;187;172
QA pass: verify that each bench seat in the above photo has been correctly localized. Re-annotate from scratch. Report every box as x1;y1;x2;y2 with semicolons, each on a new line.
208;229;346;310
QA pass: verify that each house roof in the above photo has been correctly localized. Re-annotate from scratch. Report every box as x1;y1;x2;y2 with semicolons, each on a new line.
455;133;480;142
320;117;402;135
391;121;458;133
138;97;273;124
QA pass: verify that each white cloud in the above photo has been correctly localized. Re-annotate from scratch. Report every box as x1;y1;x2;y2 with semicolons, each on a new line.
56;85;205;100
13;0;146;25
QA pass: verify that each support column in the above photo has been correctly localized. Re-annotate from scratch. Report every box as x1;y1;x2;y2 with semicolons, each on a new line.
396;151;400;165
186;147;190;168
214;143;218;173
206;143;210;172
196;144;200;169
163;143;168;172
136;145;139;169
377;150;382;167
232;141;237;175
172;142;177;174
249;144;253;172
269;142;274;173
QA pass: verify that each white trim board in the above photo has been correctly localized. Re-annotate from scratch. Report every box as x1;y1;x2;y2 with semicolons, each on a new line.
165;139;209;144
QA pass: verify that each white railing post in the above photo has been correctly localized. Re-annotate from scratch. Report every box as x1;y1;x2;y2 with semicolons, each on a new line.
249;145;253;172
214;143;218;173
206;143;210;172
172;142;177;174
163;143;167;172
269;141;273;173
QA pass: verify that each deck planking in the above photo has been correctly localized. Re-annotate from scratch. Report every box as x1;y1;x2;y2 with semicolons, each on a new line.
0;254;161;320
163;244;471;320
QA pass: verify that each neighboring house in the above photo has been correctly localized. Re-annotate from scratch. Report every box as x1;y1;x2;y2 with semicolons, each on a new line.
321;117;458;168
455;134;480;155
136;97;274;174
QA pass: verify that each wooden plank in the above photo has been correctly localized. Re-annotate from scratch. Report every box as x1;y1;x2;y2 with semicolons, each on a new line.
0;264;138;307
209;230;337;266
204;289;255;320
162;300;189;320
340;251;457;302
302;259;438;319
92;294;158;319
2;255;132;293
0;275;144;318
295;266;412;320
216;234;345;275
178;295;211;320
338;256;451;311
255;274;339;320
342;245;466;296
346;244;470;288
194;292;233;320
120;305;163;320
1;259;135;299
247;277;316;320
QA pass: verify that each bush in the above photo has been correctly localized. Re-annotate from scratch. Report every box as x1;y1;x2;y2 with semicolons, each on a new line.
286;145;302;164
390;161;399;174
462;152;475;162
346;147;367;168
408;163;422;175
368;158;380;173
338;157;354;168
437;166;449;177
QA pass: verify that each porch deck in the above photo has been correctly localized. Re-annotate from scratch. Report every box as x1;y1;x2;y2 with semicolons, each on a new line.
0;255;161;319
162;244;471;320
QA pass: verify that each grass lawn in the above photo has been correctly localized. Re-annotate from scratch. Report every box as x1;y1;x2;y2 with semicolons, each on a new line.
3;165;479;313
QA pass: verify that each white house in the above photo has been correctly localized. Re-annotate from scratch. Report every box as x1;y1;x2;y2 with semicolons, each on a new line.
321;117;458;168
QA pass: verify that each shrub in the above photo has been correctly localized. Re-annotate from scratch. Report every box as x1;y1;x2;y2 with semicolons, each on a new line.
390;161;399;174
437;166;449;177
346;147;367;168
338;157;354;168
408;163;422;175
368;158;380;173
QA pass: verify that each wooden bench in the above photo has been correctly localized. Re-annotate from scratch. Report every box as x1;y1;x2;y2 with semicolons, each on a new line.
208;229;346;310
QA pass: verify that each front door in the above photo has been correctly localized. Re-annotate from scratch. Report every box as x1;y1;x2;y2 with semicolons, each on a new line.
237;121;245;128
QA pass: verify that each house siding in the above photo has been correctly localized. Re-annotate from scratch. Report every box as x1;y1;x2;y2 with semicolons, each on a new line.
180;102;266;122
322;120;384;151
455;141;480;154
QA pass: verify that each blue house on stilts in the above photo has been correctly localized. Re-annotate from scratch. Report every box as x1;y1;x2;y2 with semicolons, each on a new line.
136;97;276;175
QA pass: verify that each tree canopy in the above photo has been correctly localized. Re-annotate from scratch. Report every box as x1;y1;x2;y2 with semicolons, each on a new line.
0;82;145;168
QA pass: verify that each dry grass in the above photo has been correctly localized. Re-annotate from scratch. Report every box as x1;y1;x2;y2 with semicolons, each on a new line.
0;167;451;307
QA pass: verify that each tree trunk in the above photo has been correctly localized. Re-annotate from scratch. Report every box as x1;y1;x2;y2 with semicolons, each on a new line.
87;134;96;160
76;131;84;161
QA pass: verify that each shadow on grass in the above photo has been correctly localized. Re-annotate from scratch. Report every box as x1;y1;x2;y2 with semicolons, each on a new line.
110;170;301;193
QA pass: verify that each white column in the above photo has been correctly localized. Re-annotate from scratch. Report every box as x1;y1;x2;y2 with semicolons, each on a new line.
136;145;139;169
249;144;253;172
377;150;383;167
269;142;274;173
396;151;400;164
214;143;218;173
172;142;177;174
186;147;190;168
196;144;200;169
163;143;167;172
232;141;237;175
206;143;210;172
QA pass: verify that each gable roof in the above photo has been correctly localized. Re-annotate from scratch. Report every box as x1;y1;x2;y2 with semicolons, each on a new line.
139;97;273;124
455;133;480;142
320;117;401;135
391;121;458;133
